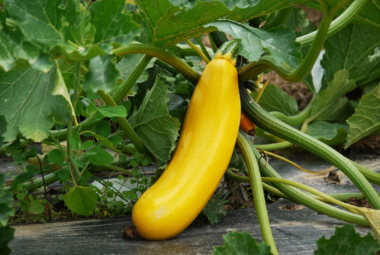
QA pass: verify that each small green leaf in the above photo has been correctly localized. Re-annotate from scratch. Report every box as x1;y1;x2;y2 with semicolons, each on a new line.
117;175;124;180
28;199;45;215
0;225;15;255
80;171;92;187
48;149;66;164
80;140;94;151
13;172;35;185
81;131;120;154
108;136;123;145
121;190;138;200
83;55;121;94
346;84;380;148
315;224;380;255
56;167;70;183
86;147;114;165
95;120;111;138
213;231;273;255
97;105;127;118
202;195;227;225
26;165;37;173
64;186;97;216
0;204;14;227
251;85;298;116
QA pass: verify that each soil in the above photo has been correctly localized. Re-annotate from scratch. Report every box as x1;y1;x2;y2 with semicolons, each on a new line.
122;224;138;239
323;171;341;185
347;197;372;209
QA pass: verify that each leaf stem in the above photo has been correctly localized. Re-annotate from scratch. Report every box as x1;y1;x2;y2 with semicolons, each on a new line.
186;40;210;63
240;85;380;209
238;13;334;83
236;131;278;255
112;42;200;85
296;0;369;46
255;141;293;151
112;55;153;104
97;90;151;156
196;36;212;60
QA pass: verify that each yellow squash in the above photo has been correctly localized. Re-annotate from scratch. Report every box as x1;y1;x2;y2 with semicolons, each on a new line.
132;40;241;240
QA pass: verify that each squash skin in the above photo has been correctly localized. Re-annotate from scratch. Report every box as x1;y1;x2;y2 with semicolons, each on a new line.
132;58;240;240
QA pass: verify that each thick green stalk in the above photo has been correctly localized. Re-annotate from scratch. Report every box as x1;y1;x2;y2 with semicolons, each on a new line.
112;42;201;84
240;86;380;209
209;31;228;48
97;90;150;156
113;55;153;104
296;0;369;46
239;13;333;83
237;131;278;255
352;162;380;186
67;63;82;183
262;7;294;29
251;145;368;225
155;59;180;75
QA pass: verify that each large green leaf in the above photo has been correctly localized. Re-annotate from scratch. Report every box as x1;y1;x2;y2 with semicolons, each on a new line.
129;75;180;166
315;224;380;255
251;84;298;116
309;70;356;121
0;225;15;255
322;24;380;87
286;7;317;37
135;0;230;46
0;12;44;72
213;231;273;255
0;116;6;145
64;186;97;216
0;67;73;142
346;84;380;148
207;20;302;69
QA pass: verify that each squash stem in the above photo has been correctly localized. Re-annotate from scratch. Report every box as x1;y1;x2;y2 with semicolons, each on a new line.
236;131;279;255
97;90;151;157
113;55;153;104
296;0;369;46
255;141;293;151
112;42;201;85
240;85;380;209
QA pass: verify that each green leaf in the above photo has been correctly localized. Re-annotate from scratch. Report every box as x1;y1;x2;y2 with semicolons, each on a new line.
121;189;138;200
136;0;230;46
0;225;15;255
83;55;121;94
0;67;73;142
208;20;302;69
95;120;111;138
322;24;380;87
86;147;114;165
64;186;97;216
0;203;14;227
315;224;380;255
286;7;317;38
202;195;227;225
48;149;66;164
316;99;356;122
213;231;273;255
13;172;35;185
361;208;380;243
28;199;45;215
56;167;70;183
307;120;348;146
0;11;44;72
346;84;380;148
129;75;180;166
309;70;356;121
97;105;127;118
0;115;6;145
117;54;156;87
252;85;298;116
89;0;140;54
108;136;123;145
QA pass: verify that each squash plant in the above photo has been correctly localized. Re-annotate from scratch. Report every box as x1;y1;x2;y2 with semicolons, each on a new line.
2;0;380;253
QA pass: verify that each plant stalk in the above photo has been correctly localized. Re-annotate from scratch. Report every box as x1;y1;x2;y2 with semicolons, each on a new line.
237;131;278;255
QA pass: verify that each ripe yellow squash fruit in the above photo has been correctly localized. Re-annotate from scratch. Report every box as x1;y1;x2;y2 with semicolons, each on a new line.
132;40;241;240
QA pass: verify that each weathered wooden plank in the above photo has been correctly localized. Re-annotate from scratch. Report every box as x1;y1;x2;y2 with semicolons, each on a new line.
10;199;374;255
